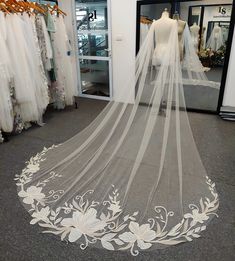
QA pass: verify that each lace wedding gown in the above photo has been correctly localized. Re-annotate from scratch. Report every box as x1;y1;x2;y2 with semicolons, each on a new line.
206;25;224;51
6;13;49;124
16;16;219;256
0;12;14;133
51;15;78;107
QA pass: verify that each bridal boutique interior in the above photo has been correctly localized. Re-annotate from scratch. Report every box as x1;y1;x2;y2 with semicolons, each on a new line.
1;0;235;261
137;0;234;112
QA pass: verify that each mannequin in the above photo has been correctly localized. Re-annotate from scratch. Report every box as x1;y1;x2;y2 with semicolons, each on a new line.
222;26;229;43
213;24;223;49
200;26;206;51
152;9;176;66
152;9;177;114
206;23;224;51
173;11;186;61
190;22;200;52
214;24;221;41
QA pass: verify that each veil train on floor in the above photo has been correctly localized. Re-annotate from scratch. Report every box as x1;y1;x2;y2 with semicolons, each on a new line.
15;17;219;256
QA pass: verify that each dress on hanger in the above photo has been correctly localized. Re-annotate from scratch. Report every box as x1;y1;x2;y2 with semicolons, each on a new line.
6;14;39;123
50;15;78;107
35;14;53;74
0;12;14;133
22;13;49;124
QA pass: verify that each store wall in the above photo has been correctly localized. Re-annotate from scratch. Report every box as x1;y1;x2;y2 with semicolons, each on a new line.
180;0;233;21
111;0;136;103
60;0;235;108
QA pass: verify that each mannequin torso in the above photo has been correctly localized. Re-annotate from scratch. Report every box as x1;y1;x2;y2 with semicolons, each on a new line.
213;25;221;40
190;23;200;51
190;23;200;36
152;11;176;66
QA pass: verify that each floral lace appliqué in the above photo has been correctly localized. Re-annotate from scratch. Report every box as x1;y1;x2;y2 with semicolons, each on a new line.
15;146;219;256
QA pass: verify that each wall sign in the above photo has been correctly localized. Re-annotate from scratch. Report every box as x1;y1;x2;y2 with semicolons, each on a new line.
88;10;97;21
214;6;232;18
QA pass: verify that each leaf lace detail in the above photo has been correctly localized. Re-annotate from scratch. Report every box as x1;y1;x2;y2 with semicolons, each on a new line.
16;146;219;256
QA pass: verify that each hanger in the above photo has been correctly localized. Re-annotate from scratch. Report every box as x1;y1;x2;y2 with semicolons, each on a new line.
46;3;54;14
30;2;46;14
0;2;11;14
14;1;32;14
140;16;152;25
2;0;19;13
51;4;67;16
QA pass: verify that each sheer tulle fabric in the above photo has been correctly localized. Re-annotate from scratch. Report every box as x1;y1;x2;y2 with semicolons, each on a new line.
6;14;40;122
22;14;49;124
181;24;219;88
4;14;49;125
16;19;219;256
51;15;78;106
0;13;14;132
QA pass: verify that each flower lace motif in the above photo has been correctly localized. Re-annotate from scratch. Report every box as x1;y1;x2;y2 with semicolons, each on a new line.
15;146;219;256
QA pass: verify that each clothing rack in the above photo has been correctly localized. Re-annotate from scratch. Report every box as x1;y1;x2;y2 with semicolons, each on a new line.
30;0;58;5
0;0;75;144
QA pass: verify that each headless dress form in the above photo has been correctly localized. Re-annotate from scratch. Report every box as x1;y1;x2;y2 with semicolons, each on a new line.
173;13;186;61
206;24;224;51
152;10;176;66
190;23;200;52
200;27;206;51
213;25;223;50
152;11;177;114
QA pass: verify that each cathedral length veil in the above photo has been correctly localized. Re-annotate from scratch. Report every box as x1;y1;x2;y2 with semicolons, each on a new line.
15;18;219;256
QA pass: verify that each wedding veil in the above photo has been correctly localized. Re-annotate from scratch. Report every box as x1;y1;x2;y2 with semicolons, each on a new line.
15;18;219;256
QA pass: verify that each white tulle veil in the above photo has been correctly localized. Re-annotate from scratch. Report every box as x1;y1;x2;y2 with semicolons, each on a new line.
15;18;219;256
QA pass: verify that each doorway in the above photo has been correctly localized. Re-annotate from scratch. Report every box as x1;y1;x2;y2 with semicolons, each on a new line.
75;0;112;101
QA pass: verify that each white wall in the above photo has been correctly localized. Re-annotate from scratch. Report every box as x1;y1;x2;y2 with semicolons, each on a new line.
180;0;233;21
111;0;136;103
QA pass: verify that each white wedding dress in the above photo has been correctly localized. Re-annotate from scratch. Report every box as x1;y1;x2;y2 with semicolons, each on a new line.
190;23;200;52
4;13;50;125
51;15;78;107
206;25;224;51
0;12;14;133
6;14;41;123
16;15;219;256
22;13;49;124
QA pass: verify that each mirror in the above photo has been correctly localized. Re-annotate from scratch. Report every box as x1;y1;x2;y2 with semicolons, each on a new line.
137;1;234;112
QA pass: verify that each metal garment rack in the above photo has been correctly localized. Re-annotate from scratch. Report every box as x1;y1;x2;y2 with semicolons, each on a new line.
28;0;58;5
2;0;77;143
